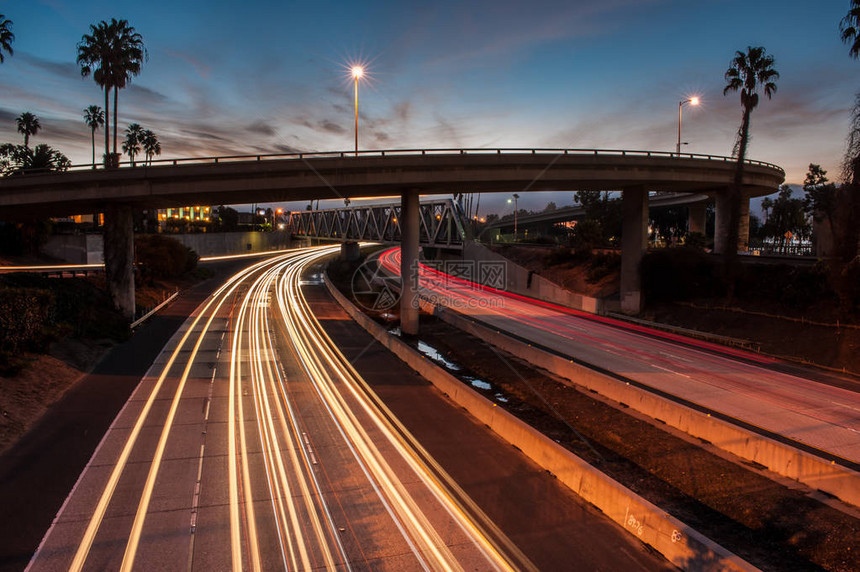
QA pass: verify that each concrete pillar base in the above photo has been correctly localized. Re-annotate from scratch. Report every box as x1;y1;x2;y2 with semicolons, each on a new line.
400;189;420;335
103;203;135;320
341;240;360;261
620;186;648;315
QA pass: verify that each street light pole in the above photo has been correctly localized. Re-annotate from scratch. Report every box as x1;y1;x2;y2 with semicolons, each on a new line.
676;97;699;154
352;66;363;157
512;193;519;239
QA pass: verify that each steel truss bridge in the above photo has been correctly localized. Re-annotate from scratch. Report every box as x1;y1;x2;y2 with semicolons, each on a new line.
288;199;467;250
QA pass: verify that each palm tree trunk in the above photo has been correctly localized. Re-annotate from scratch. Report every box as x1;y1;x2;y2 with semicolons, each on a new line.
112;85;118;157
104;88;110;165
91;127;95;166
723;107;751;299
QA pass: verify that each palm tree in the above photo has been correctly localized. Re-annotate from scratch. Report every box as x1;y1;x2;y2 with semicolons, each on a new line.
141;129;161;165
77;19;146;167
122;123;144;166
16;112;40;148
0;14;13;63
840;0;860;58
77;21;113;165
722;46;778;267
83;105;105;167
108;21;146;161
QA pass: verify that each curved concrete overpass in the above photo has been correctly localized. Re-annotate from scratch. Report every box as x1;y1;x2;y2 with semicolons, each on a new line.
0;149;784;322
0;148;783;218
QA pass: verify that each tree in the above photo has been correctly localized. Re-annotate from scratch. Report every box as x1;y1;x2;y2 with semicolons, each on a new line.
213;206;239;232
0;14;13;63
802;163;838;240
722;46;779;281
77;19;146;166
543;201;558;212
574;190;622;244
761;185;810;252
0;143;70;176
122;123;144;166
83;105;105;167
838;1;860;300
760;196;774;222
141;129;161;165
16;112;40;149
840;0;860;58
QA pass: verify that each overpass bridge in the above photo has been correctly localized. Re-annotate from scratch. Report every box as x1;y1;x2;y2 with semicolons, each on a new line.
289;198;467;250
0;148;784;330
482;192;712;237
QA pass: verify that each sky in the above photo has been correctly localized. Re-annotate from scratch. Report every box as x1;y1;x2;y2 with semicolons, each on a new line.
0;0;857;217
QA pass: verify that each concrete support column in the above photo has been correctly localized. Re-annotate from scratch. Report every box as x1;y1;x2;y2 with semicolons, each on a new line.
713;191;730;254
620;186;648;315
103;203;135;320
738;191;750;252
400;189;420;335
687;201;706;235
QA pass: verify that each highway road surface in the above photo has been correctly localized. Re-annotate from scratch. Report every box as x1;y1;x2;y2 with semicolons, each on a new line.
26;245;670;571
377;247;860;466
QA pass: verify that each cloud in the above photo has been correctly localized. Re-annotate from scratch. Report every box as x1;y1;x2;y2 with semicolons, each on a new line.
246;120;276;137
320;120;346;135
163;49;211;79
24;53;80;80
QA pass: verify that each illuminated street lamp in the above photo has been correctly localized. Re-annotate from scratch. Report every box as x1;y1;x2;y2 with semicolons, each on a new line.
507;193;520;239
352;66;363;157
677;96;699;154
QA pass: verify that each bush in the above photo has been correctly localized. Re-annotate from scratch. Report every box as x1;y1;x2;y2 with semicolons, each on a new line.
735;261;832;310
587;252;620;283
571;219;603;255
0;275;129;372
641;249;724;302
135;235;199;282
0;287;53;355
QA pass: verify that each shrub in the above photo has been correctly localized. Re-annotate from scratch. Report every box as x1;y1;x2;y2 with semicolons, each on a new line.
587;252;620;283
0;287;53;355
641;249;724;302
135;235;199;281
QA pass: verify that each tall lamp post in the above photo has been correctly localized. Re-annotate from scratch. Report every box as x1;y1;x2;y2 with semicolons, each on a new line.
352;66;363;157
676;96;699;154
507;193;520;240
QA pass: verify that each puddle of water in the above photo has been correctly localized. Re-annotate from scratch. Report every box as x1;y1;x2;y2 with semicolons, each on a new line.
417;341;461;371
464;376;491;391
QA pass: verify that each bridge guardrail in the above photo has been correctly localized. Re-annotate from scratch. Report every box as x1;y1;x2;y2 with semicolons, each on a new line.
16;148;784;177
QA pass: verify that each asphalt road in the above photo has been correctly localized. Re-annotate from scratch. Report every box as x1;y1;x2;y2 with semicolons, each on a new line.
377;247;860;465
0;259;249;572
22;246;672;571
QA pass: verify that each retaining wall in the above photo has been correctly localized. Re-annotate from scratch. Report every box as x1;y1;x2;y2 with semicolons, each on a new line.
325;275;756;572
42;231;291;263
462;241;604;314
428;303;860;510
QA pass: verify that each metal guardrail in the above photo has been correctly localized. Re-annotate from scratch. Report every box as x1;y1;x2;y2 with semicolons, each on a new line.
12;148;785;176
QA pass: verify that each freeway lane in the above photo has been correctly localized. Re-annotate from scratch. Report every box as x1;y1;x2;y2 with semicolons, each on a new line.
29;247;519;571
377;248;860;465
25;246;673;571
